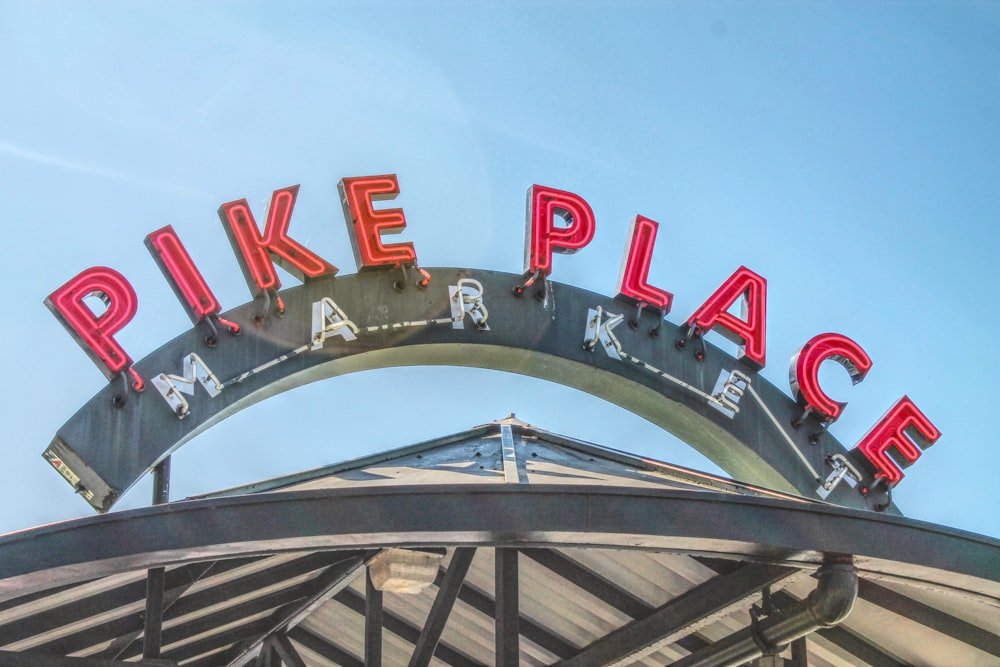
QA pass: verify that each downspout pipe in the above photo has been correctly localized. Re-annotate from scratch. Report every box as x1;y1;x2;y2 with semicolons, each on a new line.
669;562;857;667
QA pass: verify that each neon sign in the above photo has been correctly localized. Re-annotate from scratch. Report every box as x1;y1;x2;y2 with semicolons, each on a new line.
219;184;338;307
339;174;420;272
44;176;940;511
615;215;673;314
45;266;143;389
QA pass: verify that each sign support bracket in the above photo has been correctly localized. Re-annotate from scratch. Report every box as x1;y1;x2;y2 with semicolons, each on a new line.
143;457;171;659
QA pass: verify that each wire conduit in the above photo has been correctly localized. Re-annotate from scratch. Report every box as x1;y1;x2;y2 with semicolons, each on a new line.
668;561;858;667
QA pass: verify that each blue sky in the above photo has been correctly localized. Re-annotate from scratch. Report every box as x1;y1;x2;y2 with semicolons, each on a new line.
1;1;998;538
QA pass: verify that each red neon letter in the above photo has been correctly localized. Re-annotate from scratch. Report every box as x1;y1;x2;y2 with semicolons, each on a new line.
789;333;873;422
218;185;337;297
45;267;138;381
338;174;417;269
616;215;673;313
524;185;596;276
145;225;221;324
686;266;767;369
854;396;941;486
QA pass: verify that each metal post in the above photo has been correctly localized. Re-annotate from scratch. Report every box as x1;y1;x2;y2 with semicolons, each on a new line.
790;637;809;666
495;548;519;667
272;634;309;667
143;457;170;659
365;567;383;667
258;640;274;667
408;548;476;667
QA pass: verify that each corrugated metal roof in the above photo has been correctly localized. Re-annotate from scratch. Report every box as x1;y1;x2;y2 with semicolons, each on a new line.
1;417;998;666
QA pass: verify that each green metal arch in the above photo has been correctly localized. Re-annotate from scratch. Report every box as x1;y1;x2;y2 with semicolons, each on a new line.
44;268;883;513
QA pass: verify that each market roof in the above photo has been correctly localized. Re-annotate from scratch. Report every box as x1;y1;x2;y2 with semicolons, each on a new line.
1;417;998;666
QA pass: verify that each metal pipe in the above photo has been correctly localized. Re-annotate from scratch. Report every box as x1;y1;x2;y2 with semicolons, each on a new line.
669;562;857;667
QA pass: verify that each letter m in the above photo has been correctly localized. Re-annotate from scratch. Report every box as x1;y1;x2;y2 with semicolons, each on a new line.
152;353;223;419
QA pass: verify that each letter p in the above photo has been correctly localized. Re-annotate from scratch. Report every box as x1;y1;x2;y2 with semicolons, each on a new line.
524;185;596;276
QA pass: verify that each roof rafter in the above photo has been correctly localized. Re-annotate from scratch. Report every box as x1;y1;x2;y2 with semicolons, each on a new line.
286;627;363;667
334;588;484;667
221;551;370;667
554;563;794;667
0;651;176;667
858;579;1000;658
408;547;476;667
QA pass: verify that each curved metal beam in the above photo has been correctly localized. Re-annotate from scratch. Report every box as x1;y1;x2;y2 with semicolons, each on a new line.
1;485;997;605
45;268;885;513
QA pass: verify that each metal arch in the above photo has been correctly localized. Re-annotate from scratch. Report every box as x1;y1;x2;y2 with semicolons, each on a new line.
45;268;886;514
1;485;998;605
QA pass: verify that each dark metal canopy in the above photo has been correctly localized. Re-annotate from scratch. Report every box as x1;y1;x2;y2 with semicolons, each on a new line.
4;419;999;666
